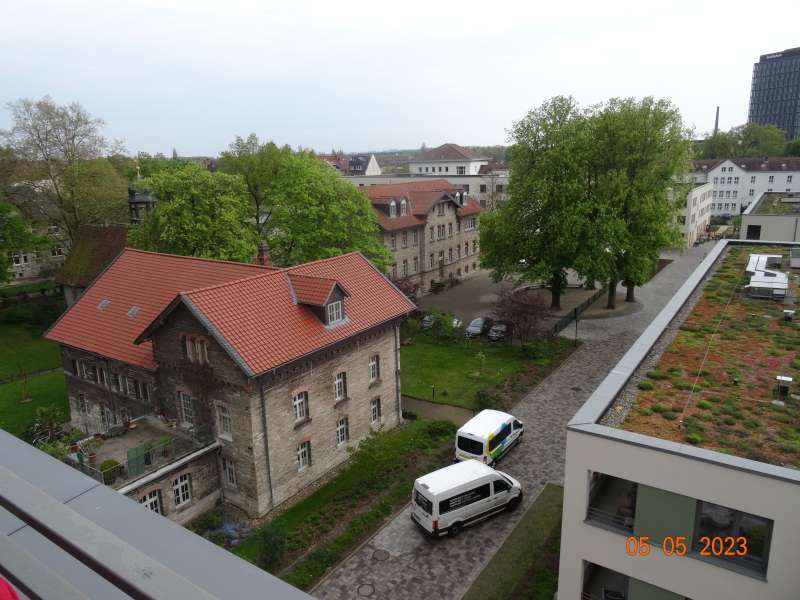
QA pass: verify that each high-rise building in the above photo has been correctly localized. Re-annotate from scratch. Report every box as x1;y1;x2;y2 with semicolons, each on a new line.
748;47;800;140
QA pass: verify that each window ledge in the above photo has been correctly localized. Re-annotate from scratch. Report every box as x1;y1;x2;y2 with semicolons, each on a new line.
293;417;312;430
217;434;233;443
334;396;350;406
687;551;768;581
368;379;382;389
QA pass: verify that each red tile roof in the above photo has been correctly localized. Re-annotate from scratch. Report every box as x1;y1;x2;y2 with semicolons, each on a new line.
45;249;275;370
176;253;414;376
288;273;344;306
414;143;488;161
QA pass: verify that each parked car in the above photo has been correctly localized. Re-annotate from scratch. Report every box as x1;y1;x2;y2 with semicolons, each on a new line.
487;322;509;342
454;409;524;466
422;313;462;330
464;317;493;338
411;459;522;537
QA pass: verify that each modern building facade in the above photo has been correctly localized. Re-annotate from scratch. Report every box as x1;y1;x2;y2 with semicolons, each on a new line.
359;180;483;296
45;248;413;524
558;240;800;600
691;158;800;216
408;143;489;176
748;47;800;140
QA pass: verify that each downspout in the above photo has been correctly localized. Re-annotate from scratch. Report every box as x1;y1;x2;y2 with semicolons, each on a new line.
794;217;798;242
394;324;402;423
258;379;275;510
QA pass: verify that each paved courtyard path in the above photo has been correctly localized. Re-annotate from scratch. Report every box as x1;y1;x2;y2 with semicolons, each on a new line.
314;244;712;600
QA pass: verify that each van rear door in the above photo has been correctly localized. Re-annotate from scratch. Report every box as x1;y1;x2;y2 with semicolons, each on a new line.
412;485;435;532
455;434;485;461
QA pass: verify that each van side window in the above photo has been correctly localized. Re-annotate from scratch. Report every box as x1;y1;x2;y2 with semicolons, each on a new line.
488;423;512;452
493;479;511;494
439;483;491;514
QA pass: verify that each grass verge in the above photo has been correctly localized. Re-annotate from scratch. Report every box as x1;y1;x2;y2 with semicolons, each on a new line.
234;419;456;590
0;323;62;380
462;484;563;600
401;334;576;410
0;372;69;436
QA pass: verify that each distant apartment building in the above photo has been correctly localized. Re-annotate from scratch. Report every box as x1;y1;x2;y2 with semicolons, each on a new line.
46;248;413;524
318;153;382;176
559;240;800;600
408;143;489;176
359;180;483;296
691;157;800;216
5;236;66;284
748;47;800;140
679;182;713;246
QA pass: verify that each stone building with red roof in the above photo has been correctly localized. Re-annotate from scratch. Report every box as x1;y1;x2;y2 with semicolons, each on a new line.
45;248;414;522
360;179;483;296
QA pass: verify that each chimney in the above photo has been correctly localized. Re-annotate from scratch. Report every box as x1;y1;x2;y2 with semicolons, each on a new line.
713;106;720;135
256;240;271;267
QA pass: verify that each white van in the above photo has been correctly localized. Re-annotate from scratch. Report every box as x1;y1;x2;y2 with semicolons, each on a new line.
411;459;522;537
455;409;523;465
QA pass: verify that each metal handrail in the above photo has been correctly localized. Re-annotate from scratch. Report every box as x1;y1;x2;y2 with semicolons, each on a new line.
585;505;634;532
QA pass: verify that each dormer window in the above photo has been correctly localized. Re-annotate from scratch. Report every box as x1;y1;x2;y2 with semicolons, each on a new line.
327;300;343;324
400;199;407;216
389;200;397;218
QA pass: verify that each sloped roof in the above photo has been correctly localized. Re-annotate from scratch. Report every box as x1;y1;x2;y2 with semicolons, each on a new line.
45;249;273;370
414;143;488;162
478;161;509;174
457;198;482;217
288;273;346;306
172;253;414;376
55;224;129;288
691;157;800;172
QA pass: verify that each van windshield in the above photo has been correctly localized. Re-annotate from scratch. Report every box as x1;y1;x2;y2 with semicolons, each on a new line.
414;489;433;515
457;435;484;455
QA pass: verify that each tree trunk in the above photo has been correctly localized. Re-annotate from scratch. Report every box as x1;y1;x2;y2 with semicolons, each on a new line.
625;284;635;303
606;279;618;309
550;286;561;311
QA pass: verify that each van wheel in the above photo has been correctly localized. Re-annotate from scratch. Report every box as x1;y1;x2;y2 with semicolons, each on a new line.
449;522;463;537
507;496;521;511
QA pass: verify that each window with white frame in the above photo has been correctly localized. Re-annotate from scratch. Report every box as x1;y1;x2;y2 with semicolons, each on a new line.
789;175;794;183
751;175;756;183
336;416;349;446
734;176;739;184
769;175;774;183
371;398;381;423
98;367;108;387
217;404;232;438
327;300;343;324
402;259;408;277
390;233;396;250
412;230;418;246
172;473;191;507
400;199;407;215
78;394;89;415
429;227;434;241
293;391;309;421
466;217;476;230
297;441;311;471
457;166;466;175
437;203;445;216
749;189;755;196
179;392;195;427
334;372;348;402
429;254;434;269
369;355;380;382
413;256;418;273
126;377;137;398
139;489;161;514
222;457;237;488
184;336;194;361
402;231;407;248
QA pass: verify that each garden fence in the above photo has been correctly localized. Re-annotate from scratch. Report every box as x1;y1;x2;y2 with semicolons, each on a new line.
549;286;607;337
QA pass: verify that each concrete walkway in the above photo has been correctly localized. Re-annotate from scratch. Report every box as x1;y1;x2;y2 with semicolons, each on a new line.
313;244;712;600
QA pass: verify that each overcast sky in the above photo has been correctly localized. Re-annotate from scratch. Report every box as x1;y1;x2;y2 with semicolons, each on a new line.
1;0;798;156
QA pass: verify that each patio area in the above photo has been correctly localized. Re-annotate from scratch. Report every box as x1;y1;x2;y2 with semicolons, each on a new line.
585;473;638;533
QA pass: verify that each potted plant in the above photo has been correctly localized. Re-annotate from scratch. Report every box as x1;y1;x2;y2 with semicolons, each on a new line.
159;435;171;458
99;459;122;485
88;451;97;465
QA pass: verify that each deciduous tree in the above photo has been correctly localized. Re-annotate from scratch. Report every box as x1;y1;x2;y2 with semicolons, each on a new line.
699;122;786;159
0;202;44;282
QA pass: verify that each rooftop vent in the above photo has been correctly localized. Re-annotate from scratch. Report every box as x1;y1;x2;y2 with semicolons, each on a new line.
127;305;140;317
96;299;110;311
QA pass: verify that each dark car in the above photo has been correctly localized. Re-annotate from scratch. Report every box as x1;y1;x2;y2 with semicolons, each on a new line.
487;322;509;341
465;317;493;338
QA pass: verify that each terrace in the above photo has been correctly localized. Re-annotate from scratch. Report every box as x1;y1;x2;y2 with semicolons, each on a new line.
751;191;800;215
616;245;800;470
64;415;215;489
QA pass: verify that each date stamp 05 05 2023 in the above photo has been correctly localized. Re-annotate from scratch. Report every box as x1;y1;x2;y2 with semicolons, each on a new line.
625;535;749;558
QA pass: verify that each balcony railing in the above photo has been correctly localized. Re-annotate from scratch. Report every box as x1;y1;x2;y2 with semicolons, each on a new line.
585;506;634;533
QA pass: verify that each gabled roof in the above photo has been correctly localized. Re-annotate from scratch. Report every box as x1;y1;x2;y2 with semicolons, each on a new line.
45;249;274;370
692;157;800;172
478;161;509;174
413;143;488;162
55;224;129;287
288;273;348;306
149;253;414;376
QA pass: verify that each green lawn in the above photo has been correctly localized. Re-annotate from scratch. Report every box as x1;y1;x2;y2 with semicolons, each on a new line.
0;323;62;380
401;335;575;410
463;484;563;600
233;419;455;590
0;372;69;436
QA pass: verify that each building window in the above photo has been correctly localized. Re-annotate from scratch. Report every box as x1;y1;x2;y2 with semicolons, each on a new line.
418;167;422;173
457;166;466;175
479;184;487;193
77;394;89;415
733;191;738;199
448;248;453;262
496;184;504;193
195;339;208;364
768;175;774;183
712;191;717;199
400;199;408;215
693;500;772;574
327;300;343;324
389;200;397;218
336;416;349;446
725;191;731;198
429;227;434;241
296;441;311;471
749;189;755;196
473;240;478;253
713;177;718;184
97;367;108;388
222;458;237;488
172;473;191;507
438;250;444;265
437;203;445;217
789;175;793;183
464;242;469;256
71;359;80;376
390;233;396;251
369;355;380;382
462;184;470;193
334;372;348;402
292;391;309;421
413;256;418;273
412;230;418;246
448;223;453;237
371;398;381;423
391;263;397;278
217;404;232;438
457;245;461;259
402;259;408;277
179;392;194;427
402;231;407;248
184;337;194;361
139;489;161;514
466;217;476;231
126;377;137;398
429;254;434;268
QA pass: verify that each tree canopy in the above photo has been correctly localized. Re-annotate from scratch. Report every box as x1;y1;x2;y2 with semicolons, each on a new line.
698;122;787;159
0;202;44;283
128;163;257;262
